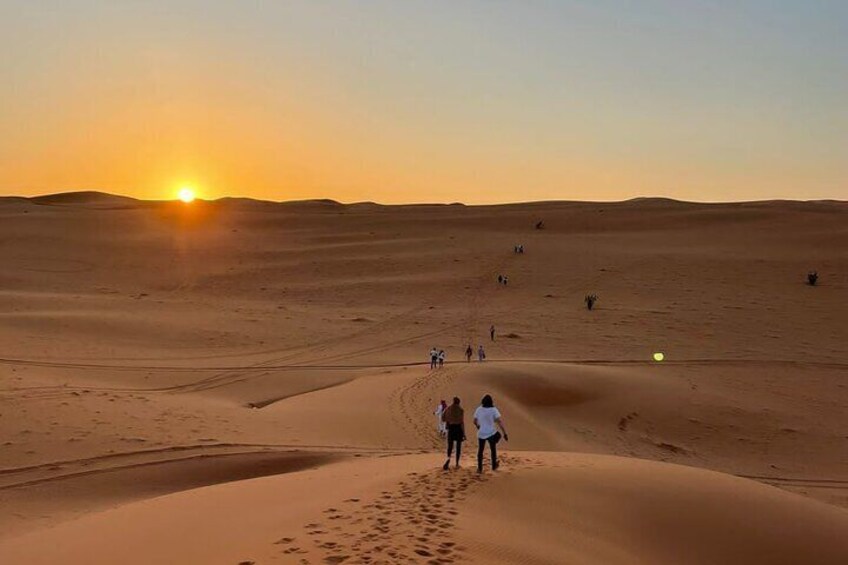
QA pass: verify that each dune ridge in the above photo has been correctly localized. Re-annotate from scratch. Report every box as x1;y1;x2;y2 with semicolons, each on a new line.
0;196;845;563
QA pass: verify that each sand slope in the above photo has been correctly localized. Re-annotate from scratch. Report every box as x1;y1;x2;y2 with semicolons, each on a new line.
460;453;848;565
0;196;846;562
1;453;846;564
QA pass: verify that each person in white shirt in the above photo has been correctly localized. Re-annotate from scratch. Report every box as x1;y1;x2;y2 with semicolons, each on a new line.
473;394;509;473
438;349;446;368
429;347;438;369
435;400;447;436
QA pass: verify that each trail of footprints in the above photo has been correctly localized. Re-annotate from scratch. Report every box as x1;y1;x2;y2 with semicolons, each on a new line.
274;454;533;564
392;367;457;451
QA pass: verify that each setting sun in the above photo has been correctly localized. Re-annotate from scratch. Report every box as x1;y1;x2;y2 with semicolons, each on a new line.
178;187;196;203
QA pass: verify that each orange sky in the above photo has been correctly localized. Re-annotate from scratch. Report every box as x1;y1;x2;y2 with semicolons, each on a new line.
1;2;845;203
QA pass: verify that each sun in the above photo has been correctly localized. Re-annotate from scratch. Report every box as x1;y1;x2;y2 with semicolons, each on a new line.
178;187;196;203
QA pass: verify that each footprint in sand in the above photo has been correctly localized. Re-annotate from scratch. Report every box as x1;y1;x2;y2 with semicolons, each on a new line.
291;457;530;563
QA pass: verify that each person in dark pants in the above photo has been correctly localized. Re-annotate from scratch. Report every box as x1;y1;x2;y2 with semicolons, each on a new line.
490;325;495;341
465;344;473;362
473;394;509;473
442;397;466;470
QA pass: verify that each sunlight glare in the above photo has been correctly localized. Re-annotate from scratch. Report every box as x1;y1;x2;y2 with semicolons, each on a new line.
178;187;196;203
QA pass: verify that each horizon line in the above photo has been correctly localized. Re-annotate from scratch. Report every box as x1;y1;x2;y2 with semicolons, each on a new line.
1;189;846;207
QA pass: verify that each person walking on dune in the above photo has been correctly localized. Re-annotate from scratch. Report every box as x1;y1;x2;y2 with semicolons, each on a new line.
430;347;438;369
474;394;508;473
477;345;486;362
465;344;473;362
438;349;446;368
435;400;447;436
490;325;496;341
442;397;466;470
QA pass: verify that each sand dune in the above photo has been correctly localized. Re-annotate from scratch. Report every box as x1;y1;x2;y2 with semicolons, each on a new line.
460;453;848;565
27;191;141;207
1;453;846;564
0;196;846;563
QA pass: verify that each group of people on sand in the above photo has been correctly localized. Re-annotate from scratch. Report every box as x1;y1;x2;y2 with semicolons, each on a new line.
464;344;486;362
429;347;446;369
424;227;546;473
436;395;509;473
431;344;486;366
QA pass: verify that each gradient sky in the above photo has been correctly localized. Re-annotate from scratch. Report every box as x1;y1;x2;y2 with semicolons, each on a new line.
1;1;845;203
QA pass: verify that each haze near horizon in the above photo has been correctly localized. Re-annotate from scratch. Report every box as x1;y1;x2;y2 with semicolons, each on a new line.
1;1;846;203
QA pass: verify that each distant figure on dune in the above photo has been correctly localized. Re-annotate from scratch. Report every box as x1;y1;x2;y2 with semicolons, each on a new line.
474;394;509;473
465;344;473;362
435;400;447;436
442;397;466;470
497;274;503;285
438;349;446;368
429;347;439;369
477;345;486;362
585;294;598;310
807;271;819;286
490;324;496;341
535;220;544;230
502;275;509;286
